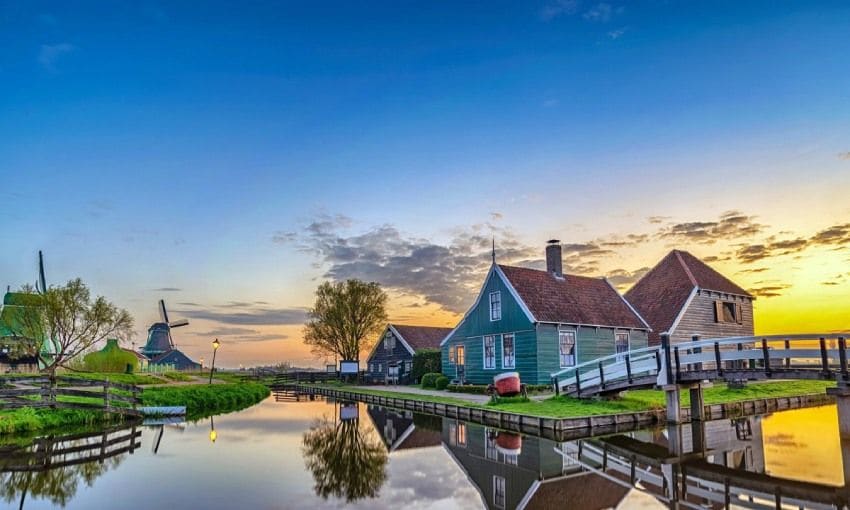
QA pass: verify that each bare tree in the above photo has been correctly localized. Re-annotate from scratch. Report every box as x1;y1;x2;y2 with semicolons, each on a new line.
303;280;388;362
6;278;134;378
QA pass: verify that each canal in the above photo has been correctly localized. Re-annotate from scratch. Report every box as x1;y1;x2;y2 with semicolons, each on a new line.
0;392;844;509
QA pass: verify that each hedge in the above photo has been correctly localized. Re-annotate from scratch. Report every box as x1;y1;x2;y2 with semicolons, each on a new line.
435;376;450;390
446;383;553;395
421;372;441;388
412;349;442;384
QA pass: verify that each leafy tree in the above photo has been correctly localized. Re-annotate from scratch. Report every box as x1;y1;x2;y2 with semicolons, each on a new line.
303;280;388;361
412;348;442;383
301;412;388;502
6;278;133;378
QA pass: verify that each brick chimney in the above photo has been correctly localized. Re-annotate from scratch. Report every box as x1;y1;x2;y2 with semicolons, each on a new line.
545;240;562;277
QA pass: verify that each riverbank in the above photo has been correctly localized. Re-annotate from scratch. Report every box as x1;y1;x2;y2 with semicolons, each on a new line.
0;375;270;435
299;379;836;418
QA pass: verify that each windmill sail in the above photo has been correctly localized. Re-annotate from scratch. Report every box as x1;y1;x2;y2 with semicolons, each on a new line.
159;299;170;324
36;250;47;294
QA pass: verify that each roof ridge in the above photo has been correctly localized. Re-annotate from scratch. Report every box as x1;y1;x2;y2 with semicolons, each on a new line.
673;250;698;287
498;263;605;282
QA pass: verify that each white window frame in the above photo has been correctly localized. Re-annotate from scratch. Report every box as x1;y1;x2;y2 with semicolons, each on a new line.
384;332;395;351
615;331;630;362
489;291;502;321
449;345;456;364
493;476;506;509
559;330;576;368
502;333;515;369
483;335;497;370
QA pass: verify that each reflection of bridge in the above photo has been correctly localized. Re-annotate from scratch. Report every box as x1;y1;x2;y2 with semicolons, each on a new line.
552;332;850;423
566;418;848;509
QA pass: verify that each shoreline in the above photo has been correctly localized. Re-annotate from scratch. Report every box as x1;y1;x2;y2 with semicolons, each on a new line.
289;382;835;441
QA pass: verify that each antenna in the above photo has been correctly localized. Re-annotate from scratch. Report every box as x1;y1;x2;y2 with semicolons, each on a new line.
37;251;47;294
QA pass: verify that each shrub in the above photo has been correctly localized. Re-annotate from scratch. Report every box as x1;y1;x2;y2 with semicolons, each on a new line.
412;349;442;383
435;376;450;390
446;384;489;394
421;372;441;388
82;339;138;373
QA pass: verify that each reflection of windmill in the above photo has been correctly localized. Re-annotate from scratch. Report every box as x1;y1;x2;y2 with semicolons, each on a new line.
140;300;189;358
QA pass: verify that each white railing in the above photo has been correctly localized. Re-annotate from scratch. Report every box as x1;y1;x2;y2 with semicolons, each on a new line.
551;332;850;395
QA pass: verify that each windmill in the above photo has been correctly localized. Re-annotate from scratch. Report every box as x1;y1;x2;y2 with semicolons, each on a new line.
141;299;190;358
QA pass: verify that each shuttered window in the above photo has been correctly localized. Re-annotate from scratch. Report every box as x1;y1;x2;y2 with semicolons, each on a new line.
715;301;742;323
489;291;502;321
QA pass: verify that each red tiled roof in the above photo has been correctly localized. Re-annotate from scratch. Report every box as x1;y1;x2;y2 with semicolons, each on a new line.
624;250;751;343
525;472;631;510
391;325;454;351
497;265;647;329
394;427;442;451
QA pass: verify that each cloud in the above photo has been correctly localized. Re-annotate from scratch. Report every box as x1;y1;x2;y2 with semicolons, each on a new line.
810;223;850;246
190;327;258;337
582;2;619;23
606;267;650;290
540;0;579;21
647;216;670;224
659;210;764;244
748;284;790;298
607;27;626;39
489;211;503;221
597;233;649;247
38;43;76;71
838;152;850;160
735;223;850;264
176;307;309;325
153;287;182;292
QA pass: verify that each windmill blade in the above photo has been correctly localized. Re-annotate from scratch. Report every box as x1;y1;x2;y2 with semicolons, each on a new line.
159;299;169;324
38;251;47;294
169;319;189;328
167;329;175;349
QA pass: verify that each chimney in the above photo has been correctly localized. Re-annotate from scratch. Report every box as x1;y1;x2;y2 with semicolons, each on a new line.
545;240;562;277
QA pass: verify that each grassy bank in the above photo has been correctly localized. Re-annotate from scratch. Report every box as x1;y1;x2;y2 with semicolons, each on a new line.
0;406;125;436
141;382;270;419
304;380;836;419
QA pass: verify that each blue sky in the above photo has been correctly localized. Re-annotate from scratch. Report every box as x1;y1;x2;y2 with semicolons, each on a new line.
2;1;849;366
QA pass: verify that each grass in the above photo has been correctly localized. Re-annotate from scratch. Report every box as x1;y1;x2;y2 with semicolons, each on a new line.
302;379;836;419
160;372;194;382
61;372;166;385
141;382;270;419
0;406;125;436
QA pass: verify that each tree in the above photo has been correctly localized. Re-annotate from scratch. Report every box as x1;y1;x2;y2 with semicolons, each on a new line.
303;280;388;361
301;412;388;502
6;278;134;378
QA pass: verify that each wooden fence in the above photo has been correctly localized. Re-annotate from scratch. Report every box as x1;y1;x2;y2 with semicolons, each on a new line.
0;375;142;417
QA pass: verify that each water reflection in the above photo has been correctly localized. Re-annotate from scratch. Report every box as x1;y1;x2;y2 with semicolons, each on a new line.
0;425;140;509
0;396;845;510
302;401;389;502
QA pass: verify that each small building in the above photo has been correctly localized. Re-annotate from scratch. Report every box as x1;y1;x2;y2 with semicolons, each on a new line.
624;250;754;346
441;241;651;385
366;324;453;384
365;406;442;453
0;290;54;373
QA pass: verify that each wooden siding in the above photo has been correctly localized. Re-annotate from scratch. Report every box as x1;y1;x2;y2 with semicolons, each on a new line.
537;324;648;380
669;290;754;345
442;269;536;384
366;328;414;383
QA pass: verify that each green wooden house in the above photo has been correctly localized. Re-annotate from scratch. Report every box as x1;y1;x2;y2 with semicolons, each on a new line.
441;241;651;385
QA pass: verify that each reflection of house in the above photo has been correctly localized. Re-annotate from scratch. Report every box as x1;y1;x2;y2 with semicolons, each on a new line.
625;250;754;346
522;473;631;510
366;406;442;452
365;325;452;385
442;419;576;510
441;241;650;385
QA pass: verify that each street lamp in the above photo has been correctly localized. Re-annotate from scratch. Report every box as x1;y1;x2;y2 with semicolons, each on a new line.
199;357;205;369
209;338;221;385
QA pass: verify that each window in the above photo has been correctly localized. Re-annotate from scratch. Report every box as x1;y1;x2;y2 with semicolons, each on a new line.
715;301;743;324
615;331;629;361
483;336;496;369
559;330;576;368
384;332;395;351
456;345;465;366
485;429;498;460
377;363;382;372
489;291;502;321
457;422;467;447
404;361;412;373
493;476;506;508
502;334;515;368
449;345;455;363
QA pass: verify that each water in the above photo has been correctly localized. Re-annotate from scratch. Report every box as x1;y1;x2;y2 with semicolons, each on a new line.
0;394;844;510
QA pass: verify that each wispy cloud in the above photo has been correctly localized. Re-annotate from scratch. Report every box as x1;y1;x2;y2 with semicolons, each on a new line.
659;210;764;244
38;43;76;72
153;287;182;292
606;267;650;290
176;306;309;325
607;27;626;39
735;223;850;264
583;2;621;22
748;284;790;298
838;151;850;160
540;0;579;21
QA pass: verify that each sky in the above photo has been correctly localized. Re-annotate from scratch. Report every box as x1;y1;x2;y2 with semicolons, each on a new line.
1;1;849;368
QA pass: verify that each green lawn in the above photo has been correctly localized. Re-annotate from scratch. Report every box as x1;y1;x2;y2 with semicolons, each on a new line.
303;380;836;419
141;382;270;419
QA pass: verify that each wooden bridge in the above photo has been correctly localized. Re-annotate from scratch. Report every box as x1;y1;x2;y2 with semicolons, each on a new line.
552;332;850;398
0;375;143;418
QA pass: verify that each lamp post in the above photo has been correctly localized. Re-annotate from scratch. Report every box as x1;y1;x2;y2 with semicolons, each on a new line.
209;338;221;385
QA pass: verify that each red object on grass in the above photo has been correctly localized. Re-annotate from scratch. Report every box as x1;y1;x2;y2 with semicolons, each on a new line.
493;372;521;396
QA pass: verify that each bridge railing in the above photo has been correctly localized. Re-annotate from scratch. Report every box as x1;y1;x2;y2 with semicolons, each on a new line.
672;333;850;382
550;345;662;395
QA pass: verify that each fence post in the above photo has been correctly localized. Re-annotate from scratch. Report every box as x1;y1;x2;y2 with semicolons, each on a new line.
820;338;830;377
714;342;723;377
674;346;681;383
598;361;605;390
103;379;111;413
839;337;848;381
661;333;674;386
761;339;771;377
575;370;581;397
625;353;633;384
784;339;791;369
692;335;702;371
